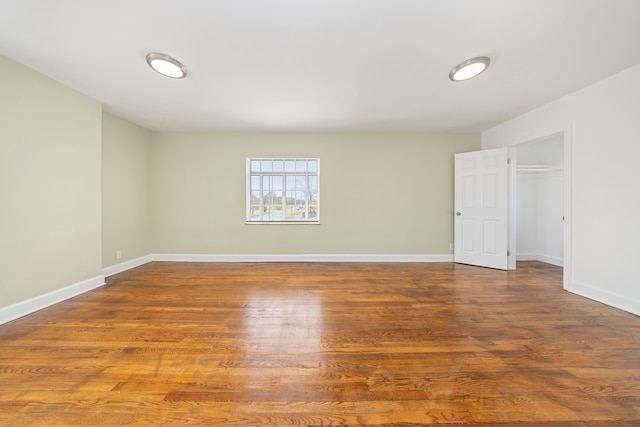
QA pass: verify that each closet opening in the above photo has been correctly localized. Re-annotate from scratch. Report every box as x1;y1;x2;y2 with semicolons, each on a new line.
514;133;566;275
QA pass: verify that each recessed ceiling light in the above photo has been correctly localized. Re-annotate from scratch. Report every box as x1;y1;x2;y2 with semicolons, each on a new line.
449;56;490;82
145;53;187;79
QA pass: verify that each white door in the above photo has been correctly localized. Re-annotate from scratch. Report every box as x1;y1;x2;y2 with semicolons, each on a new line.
454;147;514;270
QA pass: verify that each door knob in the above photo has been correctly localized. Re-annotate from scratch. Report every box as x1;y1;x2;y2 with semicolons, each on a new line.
456;212;461;216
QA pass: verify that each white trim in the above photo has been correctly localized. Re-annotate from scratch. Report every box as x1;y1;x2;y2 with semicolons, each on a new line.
152;253;453;263
0;253;450;325
246;157;321;223
562;126;573;293
502;126;573;293
0;275;105;325
507;147;517;270
567;279;640;316
245;221;321;225
516;253;563;267
102;254;153;277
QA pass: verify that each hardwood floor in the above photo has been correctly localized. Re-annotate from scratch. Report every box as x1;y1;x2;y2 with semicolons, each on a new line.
1;261;639;426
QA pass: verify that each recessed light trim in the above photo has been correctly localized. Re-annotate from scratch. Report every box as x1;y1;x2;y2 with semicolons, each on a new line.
146;53;187;79
449;56;490;81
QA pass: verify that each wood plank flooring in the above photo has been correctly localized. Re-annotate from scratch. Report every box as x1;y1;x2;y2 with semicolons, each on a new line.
1;261;639;426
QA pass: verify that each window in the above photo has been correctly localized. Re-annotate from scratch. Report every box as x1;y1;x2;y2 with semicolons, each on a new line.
247;158;319;223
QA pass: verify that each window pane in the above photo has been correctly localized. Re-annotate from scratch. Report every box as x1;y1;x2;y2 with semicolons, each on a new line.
285;160;296;172
251;160;261;172
285;175;296;190
273;160;284;172
261;160;273;172
296;160;307;172
273;175;283;191
251;175;260;191
286;191;295;206
265;190;274;203
250;205;261;220
309;176;318;191
308;160;317;172
262;176;271;191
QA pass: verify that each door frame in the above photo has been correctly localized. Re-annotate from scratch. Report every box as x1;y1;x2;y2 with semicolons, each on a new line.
507;147;517;270
508;126;572;290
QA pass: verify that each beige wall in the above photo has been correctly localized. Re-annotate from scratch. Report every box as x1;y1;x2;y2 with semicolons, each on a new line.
102;111;151;268
0;53;480;314
150;132;480;255
0;55;102;308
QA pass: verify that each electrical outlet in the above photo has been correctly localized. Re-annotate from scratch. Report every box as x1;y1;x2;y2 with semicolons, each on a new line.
116;250;122;259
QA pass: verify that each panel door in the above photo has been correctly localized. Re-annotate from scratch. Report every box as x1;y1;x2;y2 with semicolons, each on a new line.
454;147;512;270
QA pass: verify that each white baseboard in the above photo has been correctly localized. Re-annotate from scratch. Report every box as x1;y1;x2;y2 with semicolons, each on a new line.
3;255;636;327
152;253;454;263
0;275;105;325
0;253;450;326
566;279;640;316
102;254;153;277
517;252;563;267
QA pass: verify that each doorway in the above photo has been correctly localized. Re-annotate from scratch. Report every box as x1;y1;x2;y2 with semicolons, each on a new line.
454;128;572;289
513;129;572;291
515;134;565;267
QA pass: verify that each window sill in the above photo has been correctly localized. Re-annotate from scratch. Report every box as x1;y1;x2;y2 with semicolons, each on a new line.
245;221;321;225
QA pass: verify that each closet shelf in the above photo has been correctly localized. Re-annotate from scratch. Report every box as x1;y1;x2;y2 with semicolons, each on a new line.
517;164;561;172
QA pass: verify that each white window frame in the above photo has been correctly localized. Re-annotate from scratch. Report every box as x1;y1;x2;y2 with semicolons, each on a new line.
246;158;320;224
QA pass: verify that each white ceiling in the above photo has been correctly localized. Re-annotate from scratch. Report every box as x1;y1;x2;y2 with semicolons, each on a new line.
1;0;639;132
